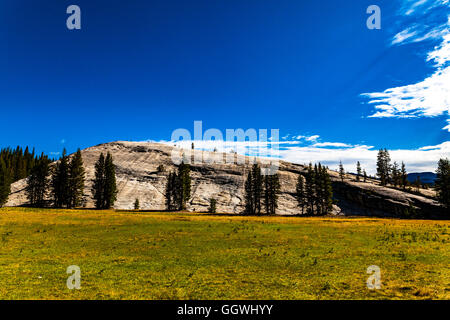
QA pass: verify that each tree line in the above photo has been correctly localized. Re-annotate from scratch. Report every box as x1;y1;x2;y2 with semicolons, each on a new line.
339;149;450;210
164;161;192;211
436;158;450;210
243;163;281;215
295;163;333;215
0;147;118;209
0;146;52;206
337;150;409;189
91;153;118;209
376;149;408;188
376;150;449;210
243;162;333;216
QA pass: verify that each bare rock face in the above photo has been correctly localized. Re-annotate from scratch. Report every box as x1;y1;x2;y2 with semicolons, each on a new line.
5;141;447;218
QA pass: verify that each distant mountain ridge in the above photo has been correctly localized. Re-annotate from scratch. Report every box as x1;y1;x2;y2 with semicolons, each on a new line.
407;172;437;185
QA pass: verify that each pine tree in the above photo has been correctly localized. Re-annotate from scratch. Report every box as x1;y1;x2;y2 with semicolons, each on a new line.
92;153;106;209
363;170;367;182
296;164;333;216
391;161;399;187
338;161;345;182
68;149;85;208
244;170;254;214
376;149;391;186
252;163;263;215
435;158;450;210
0;146;45;188
134;198;140;210
0;145;50;207
0;157;10;207
244;163;263;215
263;173;280;215
305;164;315;215
208;198;217;213
164;162;191;211
51;149;70;208
314;164;322;213
271;173;281;214
14;146;26;181
401;162;407;190
356;161;362;182
319;165;333;215
103;152;118;209
176;161;191;210
165;172;172;210
165;171;179;211
26;154;50;207
295;174;305;215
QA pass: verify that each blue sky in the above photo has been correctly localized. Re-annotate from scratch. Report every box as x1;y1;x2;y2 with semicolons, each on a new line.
0;0;448;173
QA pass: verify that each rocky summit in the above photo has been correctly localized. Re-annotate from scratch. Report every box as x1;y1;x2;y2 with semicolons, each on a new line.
5;141;446;218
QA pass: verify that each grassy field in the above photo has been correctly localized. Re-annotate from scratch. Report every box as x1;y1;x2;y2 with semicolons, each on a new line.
0;207;448;300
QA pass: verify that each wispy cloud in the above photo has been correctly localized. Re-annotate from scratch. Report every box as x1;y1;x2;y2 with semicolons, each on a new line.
362;1;450;130
311;142;352;148
391;26;420;45
400;0;449;16
305;135;320;142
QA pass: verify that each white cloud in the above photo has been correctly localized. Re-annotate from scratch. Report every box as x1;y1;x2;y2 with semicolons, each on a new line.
305;135;320;142
391;26;419;45
150;136;449;175
363;64;450;119
400;0;448;16
278;141;449;175
363;4;450;130
427;31;450;66
312;142;352;148
444;119;450;131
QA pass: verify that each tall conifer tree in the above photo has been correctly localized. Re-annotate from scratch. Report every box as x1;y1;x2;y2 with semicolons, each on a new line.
68;149;85;208
305;164;315;215
103;152;118;209
376;149;391;186
244;163;263;215
320;165;333;215
51;149;70;208
401;162;407;190
92;153;106;209
264;173;280;215
26;154;50;207
295;174;305;215
338;161;345;182
356;161;362;182
177;161;191;210
435;158;450;210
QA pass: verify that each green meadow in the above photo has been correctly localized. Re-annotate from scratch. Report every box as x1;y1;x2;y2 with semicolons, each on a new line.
0;207;448;300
